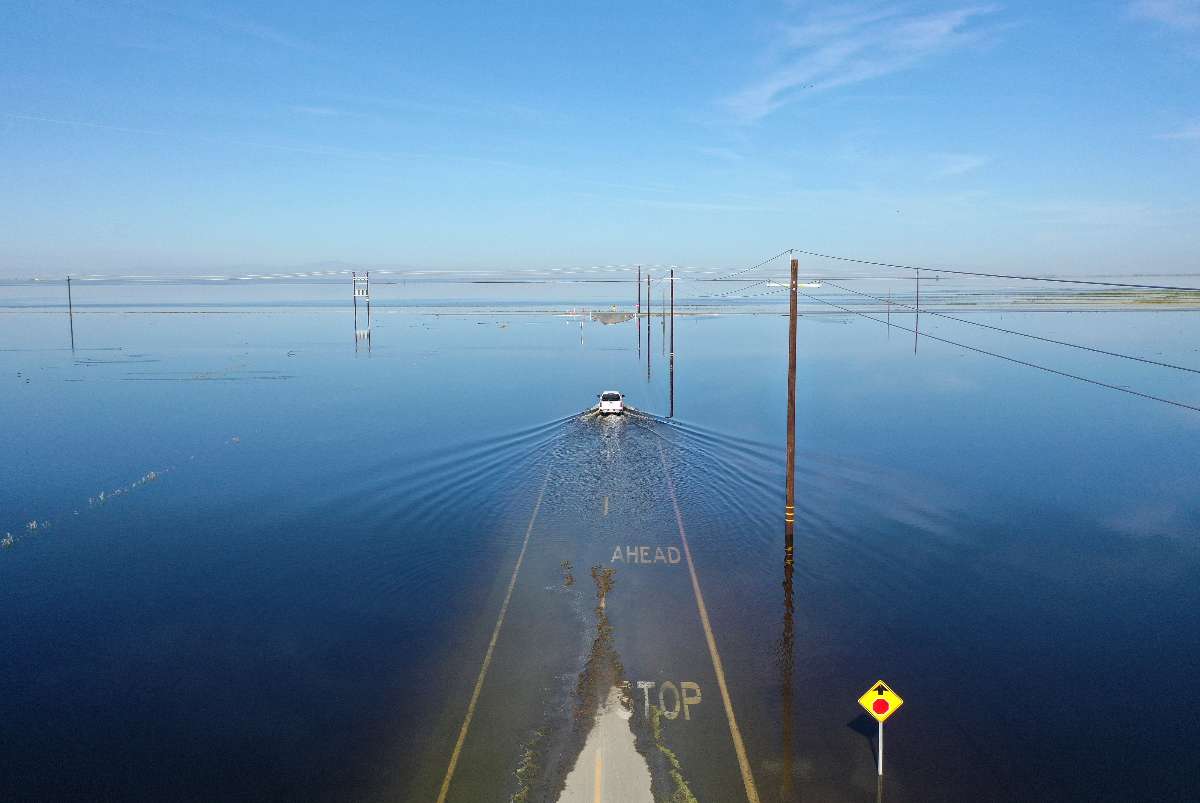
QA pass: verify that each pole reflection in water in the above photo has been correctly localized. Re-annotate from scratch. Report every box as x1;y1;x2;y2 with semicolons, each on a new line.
353;305;371;354
779;536;795;801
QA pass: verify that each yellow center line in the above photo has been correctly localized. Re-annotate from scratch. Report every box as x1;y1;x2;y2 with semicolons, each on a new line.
593;746;603;803
658;443;761;803
435;476;549;803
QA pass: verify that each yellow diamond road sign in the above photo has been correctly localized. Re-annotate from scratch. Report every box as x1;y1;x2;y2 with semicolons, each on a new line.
858;680;903;723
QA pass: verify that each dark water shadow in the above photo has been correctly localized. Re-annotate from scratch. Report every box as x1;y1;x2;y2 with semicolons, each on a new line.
847;713;878;764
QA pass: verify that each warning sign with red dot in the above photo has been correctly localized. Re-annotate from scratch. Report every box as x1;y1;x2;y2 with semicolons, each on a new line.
858;679;904;723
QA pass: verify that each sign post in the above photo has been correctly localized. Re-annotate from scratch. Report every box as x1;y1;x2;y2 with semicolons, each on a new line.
858;680;903;777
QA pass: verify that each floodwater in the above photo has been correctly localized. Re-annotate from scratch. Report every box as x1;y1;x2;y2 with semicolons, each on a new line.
2;278;1199;802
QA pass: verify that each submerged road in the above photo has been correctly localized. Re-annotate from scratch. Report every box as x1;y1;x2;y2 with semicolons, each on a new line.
429;414;762;802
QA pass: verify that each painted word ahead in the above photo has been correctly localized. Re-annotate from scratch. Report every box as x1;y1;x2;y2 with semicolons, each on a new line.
611;545;681;565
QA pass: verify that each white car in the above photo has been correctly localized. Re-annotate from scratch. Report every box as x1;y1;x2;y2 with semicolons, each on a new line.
597;390;625;415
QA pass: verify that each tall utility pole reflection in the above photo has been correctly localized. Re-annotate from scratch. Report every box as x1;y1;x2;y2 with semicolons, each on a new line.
780;255;799;799
780;532;796;799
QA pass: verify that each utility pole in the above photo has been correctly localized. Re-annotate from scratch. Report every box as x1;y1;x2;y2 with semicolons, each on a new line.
646;273;652;382
669;268;675;418
637;265;641;314
914;268;920;354
785;256;798;541
66;275;75;352
669;268;674;355
781;256;799;799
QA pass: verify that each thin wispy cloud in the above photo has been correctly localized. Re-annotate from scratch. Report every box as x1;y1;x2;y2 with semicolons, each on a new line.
1156;121;1200;139
1128;0;1200;30
932;152;990;177
141;3;313;52
725;3;1001;122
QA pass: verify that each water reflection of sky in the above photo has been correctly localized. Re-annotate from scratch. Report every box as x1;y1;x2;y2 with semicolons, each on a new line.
1;287;1197;801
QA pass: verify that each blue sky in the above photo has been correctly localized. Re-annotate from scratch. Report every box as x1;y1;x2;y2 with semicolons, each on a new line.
1;1;1198;275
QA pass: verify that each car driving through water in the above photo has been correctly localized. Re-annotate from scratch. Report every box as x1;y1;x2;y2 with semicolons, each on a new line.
597;390;624;415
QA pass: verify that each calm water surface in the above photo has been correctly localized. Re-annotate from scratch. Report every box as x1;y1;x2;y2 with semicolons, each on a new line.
2;283;1198;801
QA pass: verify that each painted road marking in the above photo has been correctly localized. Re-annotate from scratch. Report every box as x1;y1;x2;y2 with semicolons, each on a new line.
610;545;681;564
593;746;603;803
658;443;761;803
603;495;609;517
636;680;703;721
435;477;549;803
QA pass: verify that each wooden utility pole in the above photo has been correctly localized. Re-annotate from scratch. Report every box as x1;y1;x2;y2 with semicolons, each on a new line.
780;255;799;800
646;273;652;381
66;275;75;351
914;268;920;354
785;256;798;540
669;268;675;418
669;268;674;356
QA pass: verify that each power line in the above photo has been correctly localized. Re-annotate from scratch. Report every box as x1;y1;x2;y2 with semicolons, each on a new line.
797;290;1200;414
702;278;773;298
715;248;794;281
821;280;1200;376
794;249;1200;292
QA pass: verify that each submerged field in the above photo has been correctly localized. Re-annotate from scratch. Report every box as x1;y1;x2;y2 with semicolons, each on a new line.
2;278;1198;802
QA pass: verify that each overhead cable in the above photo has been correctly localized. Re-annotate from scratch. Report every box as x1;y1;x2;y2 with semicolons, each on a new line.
821;281;1200;376
797;290;1200;414
794;249;1200;292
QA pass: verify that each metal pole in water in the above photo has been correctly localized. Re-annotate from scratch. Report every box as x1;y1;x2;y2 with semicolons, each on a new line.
785;256;798;539
878;720;884;777
637;265;641;314
66;275;75;351
647;274;652;381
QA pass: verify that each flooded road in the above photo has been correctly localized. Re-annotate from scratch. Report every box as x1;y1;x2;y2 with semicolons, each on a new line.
2;284;1198;801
